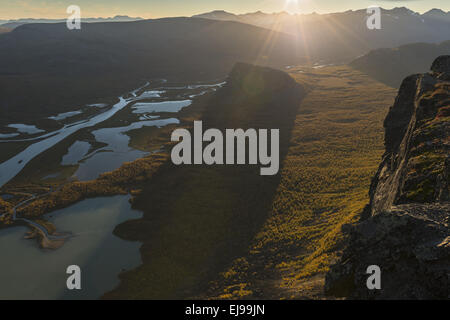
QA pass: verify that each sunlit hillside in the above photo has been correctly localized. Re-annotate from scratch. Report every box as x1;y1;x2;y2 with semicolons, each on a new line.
206;65;397;299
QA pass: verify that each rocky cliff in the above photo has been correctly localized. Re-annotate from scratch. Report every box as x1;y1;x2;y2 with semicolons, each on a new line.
325;56;450;299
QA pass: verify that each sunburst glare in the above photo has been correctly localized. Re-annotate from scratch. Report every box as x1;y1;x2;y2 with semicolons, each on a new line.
284;0;300;13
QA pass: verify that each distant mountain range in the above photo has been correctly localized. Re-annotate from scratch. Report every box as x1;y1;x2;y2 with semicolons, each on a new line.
0;17;302;123
194;7;450;63
2;7;449;121
350;40;450;87
3;7;449;64
193;7;450;29
0;15;142;29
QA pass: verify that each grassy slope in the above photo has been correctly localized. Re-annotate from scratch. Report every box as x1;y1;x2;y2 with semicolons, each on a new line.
205;66;397;299
102;65;396;299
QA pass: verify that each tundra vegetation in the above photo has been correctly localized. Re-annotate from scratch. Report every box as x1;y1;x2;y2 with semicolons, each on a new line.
0;64;397;299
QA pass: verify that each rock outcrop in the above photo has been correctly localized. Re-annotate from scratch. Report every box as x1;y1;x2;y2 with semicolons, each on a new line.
325;56;450;299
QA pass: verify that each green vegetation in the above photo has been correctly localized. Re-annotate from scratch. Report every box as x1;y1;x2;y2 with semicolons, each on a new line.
207;65;396;299
102;65;395;299
0;64;397;300
401;83;450;203
10;153;169;220
103;64;306;299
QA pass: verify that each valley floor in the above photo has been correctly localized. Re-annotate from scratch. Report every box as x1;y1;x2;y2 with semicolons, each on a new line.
205;66;397;299
0;65;397;300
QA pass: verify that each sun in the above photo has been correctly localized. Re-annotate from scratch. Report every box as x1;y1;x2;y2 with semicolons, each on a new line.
284;0;300;13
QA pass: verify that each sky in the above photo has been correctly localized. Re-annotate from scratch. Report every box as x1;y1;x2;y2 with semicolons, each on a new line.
1;0;449;20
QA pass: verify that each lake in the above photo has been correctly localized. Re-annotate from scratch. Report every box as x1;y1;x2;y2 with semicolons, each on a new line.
0;195;142;300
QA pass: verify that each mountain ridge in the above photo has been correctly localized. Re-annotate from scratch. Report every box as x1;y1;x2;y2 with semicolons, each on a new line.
0;15;143;29
350;41;450;87
193;7;450;20
194;7;450;64
0;17;303;124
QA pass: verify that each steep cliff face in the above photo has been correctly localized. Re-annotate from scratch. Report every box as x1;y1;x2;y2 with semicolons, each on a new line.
325;56;450;299
371;57;449;213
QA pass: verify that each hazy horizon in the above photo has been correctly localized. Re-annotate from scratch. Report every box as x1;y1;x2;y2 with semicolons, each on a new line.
1;0;450;20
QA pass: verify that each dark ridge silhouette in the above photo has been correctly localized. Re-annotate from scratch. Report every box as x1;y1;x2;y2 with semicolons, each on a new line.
350;41;450;87
0;17;303;124
103;63;306;299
